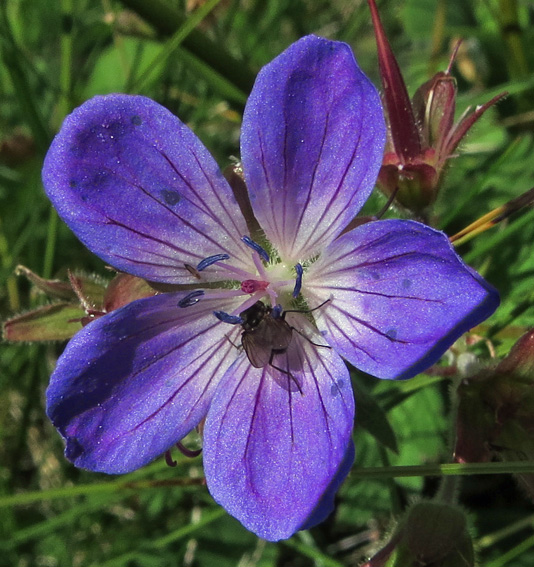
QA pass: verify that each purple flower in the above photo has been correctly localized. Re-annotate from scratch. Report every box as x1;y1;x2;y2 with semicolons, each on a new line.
42;35;499;541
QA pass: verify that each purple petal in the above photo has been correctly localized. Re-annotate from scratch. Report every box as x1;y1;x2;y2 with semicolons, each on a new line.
241;35;385;262
203;331;354;541
304;220;499;380
43;95;250;283
46;293;243;473
299;439;355;530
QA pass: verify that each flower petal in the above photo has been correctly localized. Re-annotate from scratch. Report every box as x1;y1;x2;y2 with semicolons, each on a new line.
299;439;355;531
241;35;385;262
43;94;250;283
46;293;243;473
304;220;499;379
203;333;354;541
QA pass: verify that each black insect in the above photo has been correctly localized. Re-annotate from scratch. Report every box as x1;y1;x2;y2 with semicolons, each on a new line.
238;300;330;389
240;301;292;369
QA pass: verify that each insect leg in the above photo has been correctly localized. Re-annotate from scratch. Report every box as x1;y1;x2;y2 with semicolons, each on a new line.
223;333;241;349
290;327;331;349
282;298;331;316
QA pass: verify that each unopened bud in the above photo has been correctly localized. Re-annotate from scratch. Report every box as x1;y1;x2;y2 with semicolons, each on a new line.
364;501;474;567
368;0;505;215
455;329;534;498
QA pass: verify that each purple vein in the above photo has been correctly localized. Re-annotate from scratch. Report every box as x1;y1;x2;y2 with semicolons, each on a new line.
291;112;331;256
158;147;244;250
296;88;367;256
256;129;284;248
189;149;246;251
324;312;380;360
330;302;410;345
281;105;290;248
311;284;444;305
129;336;237;434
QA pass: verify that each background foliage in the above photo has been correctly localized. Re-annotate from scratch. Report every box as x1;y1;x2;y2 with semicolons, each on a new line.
1;0;534;565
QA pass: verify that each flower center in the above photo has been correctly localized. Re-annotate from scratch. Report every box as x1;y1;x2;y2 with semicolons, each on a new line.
178;236;303;317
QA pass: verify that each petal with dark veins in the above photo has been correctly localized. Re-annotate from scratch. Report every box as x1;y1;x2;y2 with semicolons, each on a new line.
43;95;251;283
203;332;354;540
47;293;243;473
241;35;385;262
304;219;499;379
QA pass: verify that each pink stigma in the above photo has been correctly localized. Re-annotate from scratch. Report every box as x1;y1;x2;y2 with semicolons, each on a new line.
241;279;269;294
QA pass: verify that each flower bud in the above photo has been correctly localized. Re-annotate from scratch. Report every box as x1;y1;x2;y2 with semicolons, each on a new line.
363;501;474;567
103;273;156;313
368;0;505;216
455;330;534;497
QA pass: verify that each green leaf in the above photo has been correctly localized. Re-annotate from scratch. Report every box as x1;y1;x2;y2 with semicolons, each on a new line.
15;264;76;300
3;303;84;341
83;37;161;97
353;373;399;454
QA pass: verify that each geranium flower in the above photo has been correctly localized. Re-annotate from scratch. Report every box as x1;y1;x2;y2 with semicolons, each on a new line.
42;35;499;541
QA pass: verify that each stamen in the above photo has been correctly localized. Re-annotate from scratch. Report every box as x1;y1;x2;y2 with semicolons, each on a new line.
196;253;230;272
242;235;270;262
230;292;268;316
184;263;201;279
271;304;283;319
252;250;268;280
215;262;254;280
293;263;303;298
241;279;269;294
214;310;244;325
200;289;245;301
178;290;204;308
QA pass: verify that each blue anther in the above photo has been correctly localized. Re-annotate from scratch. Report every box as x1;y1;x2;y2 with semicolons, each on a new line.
292;263;303;298
196;253;230;272
213;310;244;325
178;290;204;308
242;236;270;262
271;304;283;319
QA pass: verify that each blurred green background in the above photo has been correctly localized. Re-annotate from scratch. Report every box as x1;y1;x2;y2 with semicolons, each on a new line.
2;0;534;565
